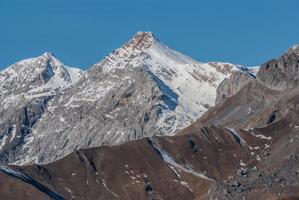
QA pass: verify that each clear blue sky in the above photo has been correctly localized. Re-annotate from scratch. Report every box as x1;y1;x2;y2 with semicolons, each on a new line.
1;0;299;70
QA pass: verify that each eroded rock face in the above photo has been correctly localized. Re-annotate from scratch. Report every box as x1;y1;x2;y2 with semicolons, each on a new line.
203;45;299;130
0;96;52;163
215;71;255;105
257;45;299;90
0;53;83;163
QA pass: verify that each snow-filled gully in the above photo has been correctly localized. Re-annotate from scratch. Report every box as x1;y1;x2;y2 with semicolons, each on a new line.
147;137;214;182
0;164;65;200
225;127;247;145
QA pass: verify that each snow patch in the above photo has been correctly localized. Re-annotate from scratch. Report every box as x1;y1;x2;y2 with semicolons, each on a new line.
250;132;272;140
102;179;119;198
225;127;247;145
148;137;214;181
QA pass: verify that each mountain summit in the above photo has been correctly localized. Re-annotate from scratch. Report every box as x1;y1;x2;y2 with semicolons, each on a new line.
0;52;82;97
126;31;157;50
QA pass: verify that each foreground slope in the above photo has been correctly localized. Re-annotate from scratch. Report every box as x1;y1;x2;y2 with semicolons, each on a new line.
2;32;245;165
0;110;298;200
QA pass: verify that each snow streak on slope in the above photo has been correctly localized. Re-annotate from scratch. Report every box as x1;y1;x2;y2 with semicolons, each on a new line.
0;164;65;200
148;137;214;181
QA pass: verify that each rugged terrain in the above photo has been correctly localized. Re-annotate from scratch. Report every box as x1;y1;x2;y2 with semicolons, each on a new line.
0;34;298;200
1;99;298;199
0;53;83;164
0;32;251;165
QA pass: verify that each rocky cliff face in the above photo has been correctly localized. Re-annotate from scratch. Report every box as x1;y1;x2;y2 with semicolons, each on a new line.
215;67;259;105
201;45;299;130
0;53;83;163
0;32;244;165
257;45;299;90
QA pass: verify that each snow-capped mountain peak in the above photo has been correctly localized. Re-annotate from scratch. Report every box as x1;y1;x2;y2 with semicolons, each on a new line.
126;31;157;50
90;32;248;135
0;52;83;102
0;32;252;165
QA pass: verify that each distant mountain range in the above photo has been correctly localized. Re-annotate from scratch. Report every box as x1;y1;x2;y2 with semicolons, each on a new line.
0;32;255;165
1;32;298;200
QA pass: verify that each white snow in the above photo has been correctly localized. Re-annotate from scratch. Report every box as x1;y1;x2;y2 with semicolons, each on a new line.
0;164;64;199
225;127;247;144
250;132;272;140
137;36;245;135
289;138;294;144
0;32;255;165
102;179;119;198
239;160;247;167
248;66;260;76
146;40;234;123
174;179;193;192
149;137;214;181
0;52;83;101
264;144;270;149
105;114;114;119
0;135;8;149
89;32;246;136
9;125;16;143
256;155;261;161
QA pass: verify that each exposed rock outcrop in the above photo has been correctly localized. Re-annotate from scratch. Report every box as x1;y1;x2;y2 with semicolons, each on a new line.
215;70;256;105
257;45;299;90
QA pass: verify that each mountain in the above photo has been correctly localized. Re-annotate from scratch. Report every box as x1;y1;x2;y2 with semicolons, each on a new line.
180;44;299;199
0;53;83;164
0;32;247;165
0;44;297;200
0;52;82;98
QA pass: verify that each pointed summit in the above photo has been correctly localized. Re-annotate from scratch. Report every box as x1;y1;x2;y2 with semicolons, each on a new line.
124;31;157;51
134;31;156;40
38;52;65;68
40;52;58;61
0;52;83;97
41;52;55;57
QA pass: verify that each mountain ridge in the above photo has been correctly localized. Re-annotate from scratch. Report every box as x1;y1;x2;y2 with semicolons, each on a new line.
0;31;252;165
